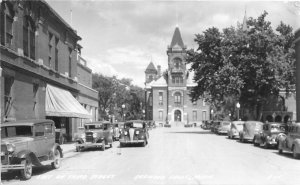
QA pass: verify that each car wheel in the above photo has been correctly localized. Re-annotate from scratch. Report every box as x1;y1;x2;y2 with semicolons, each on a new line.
278;148;283;154
20;157;32;180
142;140;147;147
101;140;106;151
253;138;257;146
110;143;112;148
263;141;269;149
241;137;245;143
293;147;299;159
76;146;82;152
51;149;62;169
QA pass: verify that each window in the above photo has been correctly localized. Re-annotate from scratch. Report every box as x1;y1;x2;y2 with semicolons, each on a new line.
172;76;183;84
202;111;207;121
173;58;182;69
45;124;53;135
174;92;181;105
35;124;45;137
68;47;72;77
148;75;153;82
203;100;206;106
55;37;59;71
193;100;197;106
0;3;14;47
149;96;153;106
159;111;163;120
193;111;197;121
48;33;53;67
23;16;35;59
159;92;163;105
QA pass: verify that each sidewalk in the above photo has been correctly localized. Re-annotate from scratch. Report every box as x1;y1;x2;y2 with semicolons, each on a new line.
60;142;76;155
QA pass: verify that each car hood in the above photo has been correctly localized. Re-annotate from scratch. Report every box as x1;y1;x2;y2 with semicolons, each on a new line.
1;137;33;144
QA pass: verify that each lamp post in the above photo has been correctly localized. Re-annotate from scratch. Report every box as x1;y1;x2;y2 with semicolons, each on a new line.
142;109;145;120
122;104;125;121
236;102;240;120
211;109;214;120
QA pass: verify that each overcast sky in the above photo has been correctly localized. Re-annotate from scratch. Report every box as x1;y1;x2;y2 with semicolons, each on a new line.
47;0;300;87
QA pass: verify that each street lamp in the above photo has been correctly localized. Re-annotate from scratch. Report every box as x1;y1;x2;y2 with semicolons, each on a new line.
211;109;214;120
122;104;125;121
236;102;240;120
142;109;145;120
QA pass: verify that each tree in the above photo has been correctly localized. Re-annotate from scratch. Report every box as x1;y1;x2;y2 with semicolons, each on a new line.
92;73;145;121
186;11;295;120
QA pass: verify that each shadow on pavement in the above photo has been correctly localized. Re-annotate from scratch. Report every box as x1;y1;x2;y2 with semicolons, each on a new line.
273;151;297;160
1;165;54;182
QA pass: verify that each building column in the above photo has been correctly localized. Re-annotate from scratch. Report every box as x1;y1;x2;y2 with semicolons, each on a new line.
295;29;300;122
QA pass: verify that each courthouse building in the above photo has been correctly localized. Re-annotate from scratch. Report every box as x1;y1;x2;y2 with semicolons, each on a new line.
145;26;210;126
0;0;98;141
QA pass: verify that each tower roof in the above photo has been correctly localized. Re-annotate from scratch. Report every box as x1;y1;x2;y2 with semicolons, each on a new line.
170;26;185;48
242;10;248;31
145;62;157;73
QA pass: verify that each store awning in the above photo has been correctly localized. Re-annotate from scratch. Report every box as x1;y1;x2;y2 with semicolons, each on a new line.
45;84;91;119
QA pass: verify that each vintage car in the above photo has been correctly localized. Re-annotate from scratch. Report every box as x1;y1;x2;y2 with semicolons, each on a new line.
216;121;231;135
164;123;171;128
211;121;221;133
201;120;213;130
119;120;149;147
278;123;300;159
253;122;285;148
227;121;244;139
1;119;62;180
75;121;113;152
239;121;263;143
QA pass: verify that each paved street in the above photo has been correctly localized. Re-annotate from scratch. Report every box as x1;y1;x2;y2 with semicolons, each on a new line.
1;127;300;185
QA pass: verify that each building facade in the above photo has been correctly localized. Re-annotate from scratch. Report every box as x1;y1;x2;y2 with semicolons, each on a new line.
0;0;98;141
145;27;210;126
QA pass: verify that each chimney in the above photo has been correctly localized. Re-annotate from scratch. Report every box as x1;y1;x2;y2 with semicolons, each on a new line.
157;65;161;77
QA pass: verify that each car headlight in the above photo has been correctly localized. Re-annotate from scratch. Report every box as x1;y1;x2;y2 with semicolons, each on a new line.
93;133;97;138
7;143;16;153
136;131;139;135
81;133;86;138
124;131;128;135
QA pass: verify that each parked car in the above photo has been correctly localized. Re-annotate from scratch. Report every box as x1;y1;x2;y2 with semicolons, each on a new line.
164;123;171;128
201;120;213;130
211;121;221;133
119;120;149;147
227;121;244;139
253;122;286;148
216;121;231;135
1;119;62;180
74;121;113;152
278;123;300;159
239;121;264;143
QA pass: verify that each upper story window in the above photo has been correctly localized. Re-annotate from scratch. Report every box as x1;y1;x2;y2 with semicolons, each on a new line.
23;16;35;60
173;58;182;69
172;76;183;84
159;92;163;106
148;75;153;82
68;47;72;78
174;92;181;105
0;2;14;47
192;100;197;106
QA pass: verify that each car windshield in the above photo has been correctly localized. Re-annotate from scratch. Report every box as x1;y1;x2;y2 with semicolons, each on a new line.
222;122;230;126
248;123;262;130
85;124;103;129
1;126;33;138
235;124;244;129
270;125;285;132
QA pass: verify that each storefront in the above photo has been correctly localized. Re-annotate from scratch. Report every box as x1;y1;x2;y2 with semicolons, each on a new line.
45;84;91;142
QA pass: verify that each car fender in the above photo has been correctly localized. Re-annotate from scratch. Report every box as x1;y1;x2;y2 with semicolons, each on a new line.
278;135;287;149
16;150;42;166
293;139;300;153
51;143;63;159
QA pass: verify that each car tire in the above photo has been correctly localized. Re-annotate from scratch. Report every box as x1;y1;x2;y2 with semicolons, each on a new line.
278;148;283;154
76;146;82;152
293;147;299;159
51;148;62;169
20;157;32;180
253;138;257;146
142;140;147;147
101;140;105;151
110;143;112;148
263;141;269;149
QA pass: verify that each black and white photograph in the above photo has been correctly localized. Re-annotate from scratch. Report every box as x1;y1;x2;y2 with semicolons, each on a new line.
1;0;300;184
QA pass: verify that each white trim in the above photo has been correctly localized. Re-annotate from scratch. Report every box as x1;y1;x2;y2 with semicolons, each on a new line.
78;83;98;93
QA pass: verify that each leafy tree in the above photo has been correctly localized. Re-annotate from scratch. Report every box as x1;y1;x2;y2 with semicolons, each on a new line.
187;11;295;120
92;74;145;121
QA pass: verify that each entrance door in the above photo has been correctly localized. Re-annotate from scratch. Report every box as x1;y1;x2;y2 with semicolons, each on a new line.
174;110;181;122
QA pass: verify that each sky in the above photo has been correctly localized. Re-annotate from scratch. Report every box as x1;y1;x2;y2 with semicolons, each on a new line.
47;0;300;87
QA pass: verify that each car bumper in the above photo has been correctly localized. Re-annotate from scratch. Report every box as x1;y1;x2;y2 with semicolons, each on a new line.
217;130;228;134
76;142;104;147
1;164;25;172
119;139;145;144
266;140;278;146
231;133;239;138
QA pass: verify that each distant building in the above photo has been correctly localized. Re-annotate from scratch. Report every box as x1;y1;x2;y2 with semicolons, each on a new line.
0;0;98;141
145;26;210;126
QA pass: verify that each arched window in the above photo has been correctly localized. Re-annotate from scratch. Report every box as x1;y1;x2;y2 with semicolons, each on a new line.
23;16;35;59
174;92;181;105
0;2;14;46
173;58;182;69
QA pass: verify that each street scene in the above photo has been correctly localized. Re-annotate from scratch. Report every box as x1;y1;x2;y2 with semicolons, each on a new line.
2;127;300;185
1;0;300;185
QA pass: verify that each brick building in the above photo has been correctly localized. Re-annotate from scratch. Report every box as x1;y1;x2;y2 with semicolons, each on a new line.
0;0;98;141
145;26;210;126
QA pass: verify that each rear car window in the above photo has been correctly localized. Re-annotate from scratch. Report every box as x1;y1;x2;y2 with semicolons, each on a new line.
1;126;32;138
